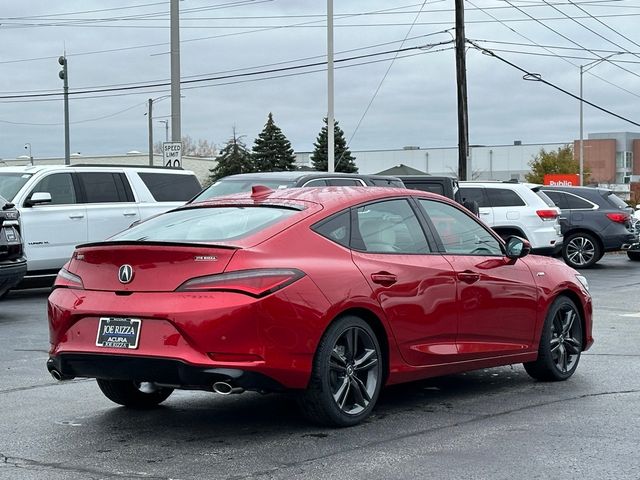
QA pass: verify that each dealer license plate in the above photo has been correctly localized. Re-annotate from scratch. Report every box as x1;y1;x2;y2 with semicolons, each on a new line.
96;318;141;349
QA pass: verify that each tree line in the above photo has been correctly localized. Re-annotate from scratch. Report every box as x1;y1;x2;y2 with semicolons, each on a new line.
207;113;358;184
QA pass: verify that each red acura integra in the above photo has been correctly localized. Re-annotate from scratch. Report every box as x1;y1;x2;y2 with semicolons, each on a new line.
47;186;593;426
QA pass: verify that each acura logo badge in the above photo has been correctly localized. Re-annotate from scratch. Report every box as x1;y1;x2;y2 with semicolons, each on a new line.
118;264;134;284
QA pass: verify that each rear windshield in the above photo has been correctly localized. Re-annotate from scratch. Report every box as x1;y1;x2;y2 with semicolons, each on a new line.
0;173;33;201
111;206;298;243
605;192;630;210
192;179;296;203
533;188;556;207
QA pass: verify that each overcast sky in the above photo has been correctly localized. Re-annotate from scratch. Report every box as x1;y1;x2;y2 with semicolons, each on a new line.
1;0;639;161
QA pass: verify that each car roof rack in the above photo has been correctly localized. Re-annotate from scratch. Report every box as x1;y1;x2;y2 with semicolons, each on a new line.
70;164;184;170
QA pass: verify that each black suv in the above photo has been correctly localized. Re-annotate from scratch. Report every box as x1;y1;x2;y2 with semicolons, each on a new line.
540;186;636;268
0;196;27;299
190;171;404;203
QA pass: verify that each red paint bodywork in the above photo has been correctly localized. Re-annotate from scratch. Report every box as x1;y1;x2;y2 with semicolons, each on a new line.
48;187;593;390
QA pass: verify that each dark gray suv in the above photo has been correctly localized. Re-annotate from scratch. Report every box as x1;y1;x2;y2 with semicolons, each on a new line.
541;186;635;268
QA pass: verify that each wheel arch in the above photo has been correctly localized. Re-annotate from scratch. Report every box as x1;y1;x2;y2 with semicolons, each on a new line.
555;289;589;351
492;226;527;240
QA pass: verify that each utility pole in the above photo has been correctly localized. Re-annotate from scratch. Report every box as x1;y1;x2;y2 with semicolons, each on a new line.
455;0;469;181
58;55;70;166
159;120;169;141
327;0;335;172
148;98;154;166
170;0;181;143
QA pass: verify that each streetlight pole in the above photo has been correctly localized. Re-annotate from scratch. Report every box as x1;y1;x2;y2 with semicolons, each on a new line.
170;0;181;143
24;143;33;166
158;120;169;142
58;55;70;166
148;98;154;166
327;0;335;173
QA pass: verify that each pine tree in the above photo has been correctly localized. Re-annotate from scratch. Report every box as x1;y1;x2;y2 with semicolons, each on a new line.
252;112;297;172
311;118;358;173
208;131;254;183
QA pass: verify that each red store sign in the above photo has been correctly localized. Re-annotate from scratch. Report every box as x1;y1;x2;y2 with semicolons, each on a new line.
543;174;580;186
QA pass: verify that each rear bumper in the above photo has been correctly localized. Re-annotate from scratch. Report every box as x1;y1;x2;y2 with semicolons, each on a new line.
0;258;27;296
47;354;285;392
603;232;637;252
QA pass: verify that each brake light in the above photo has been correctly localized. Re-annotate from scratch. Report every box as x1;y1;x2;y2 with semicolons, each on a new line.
536;209;559;221
176;268;304;297
606;212;629;223
54;268;84;290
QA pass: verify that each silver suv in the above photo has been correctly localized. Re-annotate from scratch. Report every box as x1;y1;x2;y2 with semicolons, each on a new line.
459;181;563;255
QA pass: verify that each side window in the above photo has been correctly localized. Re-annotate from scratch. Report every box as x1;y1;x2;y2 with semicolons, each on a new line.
327;178;362;186
486;188;526;207
460;187;489;207
312;210;350;248
28;173;77;205
419;199;502;255
543;190;568;209
138;173;201;201
565;194;593;209
404;182;445;196
371;178;404;188
355;199;430;254
303;179;328;187
78;172;128;203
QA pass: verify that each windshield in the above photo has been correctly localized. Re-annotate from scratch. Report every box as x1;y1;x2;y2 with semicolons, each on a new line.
191;179;296;203
111;206;298;243
0;173;33;201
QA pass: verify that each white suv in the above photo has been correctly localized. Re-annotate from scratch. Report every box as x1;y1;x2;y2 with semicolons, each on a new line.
0;165;201;284
459;181;563;255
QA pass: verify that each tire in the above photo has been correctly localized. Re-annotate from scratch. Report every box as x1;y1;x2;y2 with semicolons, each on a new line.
562;232;601;268
524;296;583;381
628;250;640;261
96;379;173;408
297;316;383;427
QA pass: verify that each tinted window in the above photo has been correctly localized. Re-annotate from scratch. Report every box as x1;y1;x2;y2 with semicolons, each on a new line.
543;190;569;210
139;173;201;201
327;179;362;186
0;173;33;201
404;182;445;195
312;210;350;247
460;187;489;207
370;178;404;188
302;179;328;187
78;173;129;203
29;173;76;205
419;199;502;255
565;194;593;209
486;188;525;207
192;179;296;202
355;199;430;254
113;206;298;243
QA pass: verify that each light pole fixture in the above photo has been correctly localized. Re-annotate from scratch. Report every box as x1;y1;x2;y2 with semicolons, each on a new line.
579;53;622;186
24;143;33;166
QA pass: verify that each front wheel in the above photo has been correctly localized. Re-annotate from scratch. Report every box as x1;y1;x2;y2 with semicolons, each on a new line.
297;316;383;427
562;232;601;268
524;296;583;381
97;379;173;408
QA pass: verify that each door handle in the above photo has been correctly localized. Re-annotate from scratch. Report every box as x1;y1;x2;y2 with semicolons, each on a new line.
480;212;490;215
68;213;84;219
457;271;480;284
371;272;397;286
123;211;138;217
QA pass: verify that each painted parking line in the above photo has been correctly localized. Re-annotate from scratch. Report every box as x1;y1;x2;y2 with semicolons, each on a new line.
621;313;640;317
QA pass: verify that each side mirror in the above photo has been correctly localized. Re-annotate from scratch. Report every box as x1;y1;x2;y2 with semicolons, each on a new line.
26;192;52;207
505;236;531;260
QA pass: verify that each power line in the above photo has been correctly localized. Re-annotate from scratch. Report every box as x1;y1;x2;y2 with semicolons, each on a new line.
467;40;640;128
566;0;640;51
0;102;146;126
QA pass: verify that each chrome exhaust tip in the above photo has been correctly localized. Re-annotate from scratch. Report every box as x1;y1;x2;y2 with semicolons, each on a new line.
50;369;63;381
212;382;244;395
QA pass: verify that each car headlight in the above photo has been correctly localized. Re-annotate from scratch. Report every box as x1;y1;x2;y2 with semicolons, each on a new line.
575;274;589;292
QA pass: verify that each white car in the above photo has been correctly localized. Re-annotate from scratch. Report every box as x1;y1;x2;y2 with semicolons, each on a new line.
459;181;563;255
0;165;201;284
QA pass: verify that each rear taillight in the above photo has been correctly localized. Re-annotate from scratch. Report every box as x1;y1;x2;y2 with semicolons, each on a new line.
536;209;559;221
176;268;304;297
54;268;84;290
606;212;629;224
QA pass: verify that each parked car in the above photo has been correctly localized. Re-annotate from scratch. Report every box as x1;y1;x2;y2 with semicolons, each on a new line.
47;186;593;427
0;195;26;299
540;186;636;268
190;171;404;203
458;181;563;255
0;165;201;285
396;175;480;215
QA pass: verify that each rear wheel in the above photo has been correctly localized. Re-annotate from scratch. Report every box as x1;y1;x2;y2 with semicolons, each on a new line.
562;232;601;268
96;379;173;408
297;316;383;427
524;296;583;381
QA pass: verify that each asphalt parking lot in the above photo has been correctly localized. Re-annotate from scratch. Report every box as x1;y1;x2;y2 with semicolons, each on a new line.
0;254;638;480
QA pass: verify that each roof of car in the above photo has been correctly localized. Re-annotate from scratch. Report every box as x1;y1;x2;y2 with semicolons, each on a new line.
540;185;609;194
0;165;194;174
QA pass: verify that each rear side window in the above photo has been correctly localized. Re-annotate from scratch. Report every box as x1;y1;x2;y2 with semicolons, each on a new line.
312;210;350;247
113;206;298;243
565;194;593;209
486;188;525;207
460;187;489;207
605;192;629;210
404;182;445;196
78;173;132;203
139;172;201;201
327;179;363;186
543;190;568;209
302;179;328;187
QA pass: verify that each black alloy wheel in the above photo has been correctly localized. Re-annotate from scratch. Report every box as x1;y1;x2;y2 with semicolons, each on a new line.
524;296;583;381
97;379;174;408
562;232;601;268
298;316;383;427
